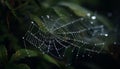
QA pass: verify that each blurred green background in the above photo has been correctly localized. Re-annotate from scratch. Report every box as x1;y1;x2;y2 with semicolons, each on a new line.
0;0;120;69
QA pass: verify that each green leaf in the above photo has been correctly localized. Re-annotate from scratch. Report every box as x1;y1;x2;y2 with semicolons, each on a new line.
59;2;91;17
43;54;60;67
29;14;48;33
53;6;72;23
0;45;7;63
96;15;113;30
10;49;38;62
58;2;113;30
5;63;30;69
5;1;21;22
17;64;30;69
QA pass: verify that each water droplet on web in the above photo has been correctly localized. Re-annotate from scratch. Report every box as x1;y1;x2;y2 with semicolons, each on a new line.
80;18;84;20
38;46;40;49
87;54;90;56
59;55;61;57
22;37;24;39
114;42;117;45
65;64;71;67
42;52;45;54
87;13;91;17
104;34;108;37
91;16;96;20
46;15;50;19
23;13;110;65
31;21;34;24
65;47;68;49
90;21;94;24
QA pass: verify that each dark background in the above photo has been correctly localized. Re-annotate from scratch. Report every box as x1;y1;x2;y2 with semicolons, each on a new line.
0;0;120;69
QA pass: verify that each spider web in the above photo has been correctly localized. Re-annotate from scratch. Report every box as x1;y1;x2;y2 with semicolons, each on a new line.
23;14;109;59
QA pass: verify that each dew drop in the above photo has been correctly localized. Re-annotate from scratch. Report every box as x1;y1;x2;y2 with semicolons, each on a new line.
38;46;40;49
66;64;71;67
90;21;94;24
88;54;90;56
28;54;31;57
31;21;34;24
104;34;108;37
80;18;84;20
91;16;96;20
87;13;91;17
76;55;78;57
42;52;45;54
46;15;50;19
22;37;24;39
114;42;117;44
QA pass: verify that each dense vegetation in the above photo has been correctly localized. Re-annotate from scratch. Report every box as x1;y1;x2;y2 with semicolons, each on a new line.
0;0;120;69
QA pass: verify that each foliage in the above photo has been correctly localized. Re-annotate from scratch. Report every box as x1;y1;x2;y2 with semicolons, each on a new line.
0;0;120;69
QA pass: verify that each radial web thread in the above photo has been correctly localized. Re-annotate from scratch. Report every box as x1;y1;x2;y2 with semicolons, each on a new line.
23;14;109;59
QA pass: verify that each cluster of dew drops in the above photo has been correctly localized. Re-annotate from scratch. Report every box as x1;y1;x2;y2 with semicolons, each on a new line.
22;12;113;61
